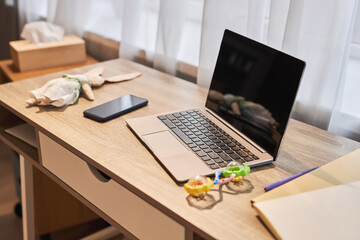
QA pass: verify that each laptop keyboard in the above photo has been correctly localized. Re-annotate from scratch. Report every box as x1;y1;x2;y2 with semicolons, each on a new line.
157;109;259;170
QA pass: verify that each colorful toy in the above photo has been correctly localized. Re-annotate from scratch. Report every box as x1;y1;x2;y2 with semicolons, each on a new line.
222;161;250;182
184;175;214;198
184;161;251;198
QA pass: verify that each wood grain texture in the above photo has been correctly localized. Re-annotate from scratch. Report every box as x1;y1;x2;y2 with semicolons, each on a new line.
0;58;359;240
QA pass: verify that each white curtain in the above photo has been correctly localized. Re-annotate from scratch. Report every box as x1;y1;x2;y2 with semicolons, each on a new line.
120;0;189;75
197;0;359;140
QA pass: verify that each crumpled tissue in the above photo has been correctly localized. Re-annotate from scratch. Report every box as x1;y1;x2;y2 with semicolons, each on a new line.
21;21;64;44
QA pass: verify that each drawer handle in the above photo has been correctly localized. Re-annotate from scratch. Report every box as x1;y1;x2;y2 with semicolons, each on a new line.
87;163;111;182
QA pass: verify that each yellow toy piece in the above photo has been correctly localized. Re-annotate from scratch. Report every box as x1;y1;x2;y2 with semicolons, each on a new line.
232;176;243;182
184;175;214;197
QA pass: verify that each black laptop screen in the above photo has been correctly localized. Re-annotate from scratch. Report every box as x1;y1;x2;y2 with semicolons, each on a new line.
205;29;305;157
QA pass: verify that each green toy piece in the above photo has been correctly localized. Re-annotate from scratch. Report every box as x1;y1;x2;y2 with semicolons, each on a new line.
222;163;250;178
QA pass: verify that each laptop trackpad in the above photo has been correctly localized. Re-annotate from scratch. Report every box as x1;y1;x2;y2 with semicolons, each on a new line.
143;131;188;158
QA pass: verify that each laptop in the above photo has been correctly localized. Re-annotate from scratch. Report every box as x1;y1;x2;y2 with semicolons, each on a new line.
126;29;305;183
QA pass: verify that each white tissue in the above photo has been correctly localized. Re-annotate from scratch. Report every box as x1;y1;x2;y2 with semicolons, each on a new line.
21;21;64;44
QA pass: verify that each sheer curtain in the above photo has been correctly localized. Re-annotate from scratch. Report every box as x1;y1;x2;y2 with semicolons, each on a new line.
17;0;360;141
120;0;189;75
197;0;359;140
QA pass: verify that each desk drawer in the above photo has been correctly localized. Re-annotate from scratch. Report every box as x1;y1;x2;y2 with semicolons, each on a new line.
39;132;184;240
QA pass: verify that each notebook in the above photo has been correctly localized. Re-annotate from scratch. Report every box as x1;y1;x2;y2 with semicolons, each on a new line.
251;148;360;204
253;181;360;240
126;29;305;182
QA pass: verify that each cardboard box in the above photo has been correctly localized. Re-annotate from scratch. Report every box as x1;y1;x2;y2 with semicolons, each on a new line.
10;35;86;72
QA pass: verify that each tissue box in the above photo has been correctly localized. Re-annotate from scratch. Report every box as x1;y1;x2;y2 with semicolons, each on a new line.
10;35;86;72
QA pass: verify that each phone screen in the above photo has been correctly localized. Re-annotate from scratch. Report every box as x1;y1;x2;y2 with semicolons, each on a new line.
83;94;148;122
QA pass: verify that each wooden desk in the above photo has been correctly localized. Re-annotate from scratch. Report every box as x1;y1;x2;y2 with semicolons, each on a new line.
0;55;98;83
0;58;359;240
0;54;100;237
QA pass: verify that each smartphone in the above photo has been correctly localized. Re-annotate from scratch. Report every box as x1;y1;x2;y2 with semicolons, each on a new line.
83;94;148;122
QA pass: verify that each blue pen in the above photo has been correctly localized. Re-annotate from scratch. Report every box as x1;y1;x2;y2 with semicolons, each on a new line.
264;166;319;192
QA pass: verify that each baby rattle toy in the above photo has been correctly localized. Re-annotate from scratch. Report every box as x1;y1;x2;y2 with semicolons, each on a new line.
184;161;250;199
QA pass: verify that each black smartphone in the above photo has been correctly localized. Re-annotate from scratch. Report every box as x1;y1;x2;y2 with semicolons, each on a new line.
83;94;148;122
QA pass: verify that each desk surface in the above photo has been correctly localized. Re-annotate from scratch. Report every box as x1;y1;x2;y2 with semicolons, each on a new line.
0;58;359;239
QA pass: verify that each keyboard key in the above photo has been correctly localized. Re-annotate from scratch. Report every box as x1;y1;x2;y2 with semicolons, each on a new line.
209;164;219;169
205;141;214;146
188;134;196;139
205;160;216;165
165;114;176;120
188;143;196;148
218;153;231;161
218;162;227;168
228;142;236;147
195;141;204;146
225;149;234;154
244;149;250;152
193;138;200;142
192;147;200;152
173;113;181;118
208;152;219;159
224;139;231;144
203;148;212;153
172;128;192;144
196;151;206;157
253;155;259;160
237;150;248;157
198;135;206;139
200;145;208;149
232;146;241;151
220;146;229;150
202;137;210;142
229;153;240;159
210;145;218;149
244;156;253;161
202;156;211;161
214;158;224;163
158;115;166;120
180;111;188;115
213;148;222;153
162;120;176;129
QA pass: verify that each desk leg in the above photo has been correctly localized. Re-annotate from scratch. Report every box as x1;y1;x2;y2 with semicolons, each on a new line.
185;228;194;240
20;155;35;240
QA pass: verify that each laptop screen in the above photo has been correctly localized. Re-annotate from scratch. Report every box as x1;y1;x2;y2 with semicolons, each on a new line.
205;29;305;157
